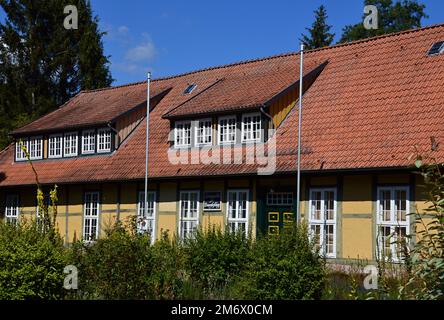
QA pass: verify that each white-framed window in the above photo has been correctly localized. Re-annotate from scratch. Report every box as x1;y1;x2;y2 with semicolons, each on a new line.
64;132;78;157
97;128;112;153
28;136;43;160
83;192;100;242
174;121;192;148
377;186;410;262
5;194;19;225
82;130;96;154
267;192;294;206
179;191;199;239
48;134;63;158
218;116;237;145
309;188;337;258
241;113;262;143
227;190;249;235
195;119;213;146
137;191;157;242
15;139;28;161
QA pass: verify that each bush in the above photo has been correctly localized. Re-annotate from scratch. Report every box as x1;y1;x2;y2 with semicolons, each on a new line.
67;222;185;300
183;227;252;298
234;224;326;300
0;220;66;300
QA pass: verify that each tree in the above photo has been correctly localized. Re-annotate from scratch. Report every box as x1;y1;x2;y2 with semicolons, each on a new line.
300;5;335;50
339;0;428;43
0;0;113;149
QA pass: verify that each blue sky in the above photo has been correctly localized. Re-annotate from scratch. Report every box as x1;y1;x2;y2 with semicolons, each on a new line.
1;0;444;85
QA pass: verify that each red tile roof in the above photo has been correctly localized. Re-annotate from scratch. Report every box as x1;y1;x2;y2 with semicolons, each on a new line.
162;59;327;119
2;24;444;187
11;85;172;135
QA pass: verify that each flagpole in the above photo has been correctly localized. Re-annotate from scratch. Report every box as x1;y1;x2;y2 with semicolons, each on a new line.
296;44;304;223
144;72;151;240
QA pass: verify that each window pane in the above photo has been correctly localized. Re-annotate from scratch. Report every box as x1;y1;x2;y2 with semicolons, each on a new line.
311;191;322;220
325;191;335;220
380;190;391;222
242;114;262;142
395;190;407;222
219;117;236;144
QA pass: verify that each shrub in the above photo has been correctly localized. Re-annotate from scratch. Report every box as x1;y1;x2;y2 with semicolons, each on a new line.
67;222;185;300
0;220;66;300
234;224;326;300
183;226;252;299
402;159;444;300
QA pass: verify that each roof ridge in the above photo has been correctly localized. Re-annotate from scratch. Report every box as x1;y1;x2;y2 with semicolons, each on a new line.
78;23;444;94
304;23;444;54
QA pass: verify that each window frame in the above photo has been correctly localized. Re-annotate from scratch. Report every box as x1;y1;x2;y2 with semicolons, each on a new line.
5;193;20;225
15;139;29;161
64;132;78;157
174;120;192;149
266;192;294;206
81;129;96;155
241;112;262;143
28;136;43;160
308;187;337;258
376;186;410;262
97;128;112;153
48;134;63;159
195;118;213;147
137;191;157;243
217;115;237;145
226;189;249;236
179;190;200;240
83;191;100;242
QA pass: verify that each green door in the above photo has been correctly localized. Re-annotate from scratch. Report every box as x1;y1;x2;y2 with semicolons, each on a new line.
261;192;295;236
266;210;295;235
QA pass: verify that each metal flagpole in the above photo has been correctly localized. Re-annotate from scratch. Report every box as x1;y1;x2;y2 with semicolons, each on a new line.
296;44;304;223
144;72;151;240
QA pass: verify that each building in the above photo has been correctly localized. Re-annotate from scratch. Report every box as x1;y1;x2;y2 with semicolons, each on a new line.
1;24;444;262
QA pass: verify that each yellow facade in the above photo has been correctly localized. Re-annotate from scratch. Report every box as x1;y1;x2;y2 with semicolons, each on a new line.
0;172;436;262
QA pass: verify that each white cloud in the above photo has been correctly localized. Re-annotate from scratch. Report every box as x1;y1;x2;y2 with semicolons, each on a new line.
124;35;156;63
117;25;129;36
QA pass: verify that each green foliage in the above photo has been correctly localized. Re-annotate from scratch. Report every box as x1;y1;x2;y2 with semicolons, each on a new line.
402;160;444;299
68;223;185;300
300;5;335;49
339;0;428;43
234;224;326;300
0;0;113;149
183;227;252;298
0;220;66;300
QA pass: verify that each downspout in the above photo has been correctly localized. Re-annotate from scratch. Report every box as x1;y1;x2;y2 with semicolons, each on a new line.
260;105;275;140
107;122;120;150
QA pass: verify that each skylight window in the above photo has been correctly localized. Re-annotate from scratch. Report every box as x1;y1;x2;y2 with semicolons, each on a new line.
427;41;444;56
183;83;197;95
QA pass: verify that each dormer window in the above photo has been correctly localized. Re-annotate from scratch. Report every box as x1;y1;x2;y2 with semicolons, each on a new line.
195;119;212;146
64;132;78;157
29;136;43;160
48;134;63;159
82;130;96;154
175;121;192;148
218;116;237;145
97;128;112;153
241;113;262;143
